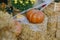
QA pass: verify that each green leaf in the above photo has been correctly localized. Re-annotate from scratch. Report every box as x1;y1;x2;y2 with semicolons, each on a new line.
11;0;34;11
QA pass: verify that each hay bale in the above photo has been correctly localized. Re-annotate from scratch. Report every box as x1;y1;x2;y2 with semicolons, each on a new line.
17;15;48;40
43;3;57;40
56;29;60;40
0;11;13;29
0;29;17;40
0;11;17;40
56;12;60;40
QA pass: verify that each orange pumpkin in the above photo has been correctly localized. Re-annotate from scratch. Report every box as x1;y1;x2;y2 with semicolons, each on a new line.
26;9;44;23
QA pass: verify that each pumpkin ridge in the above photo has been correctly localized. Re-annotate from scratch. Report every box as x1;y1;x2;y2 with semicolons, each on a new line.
29;11;35;22
32;13;37;23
